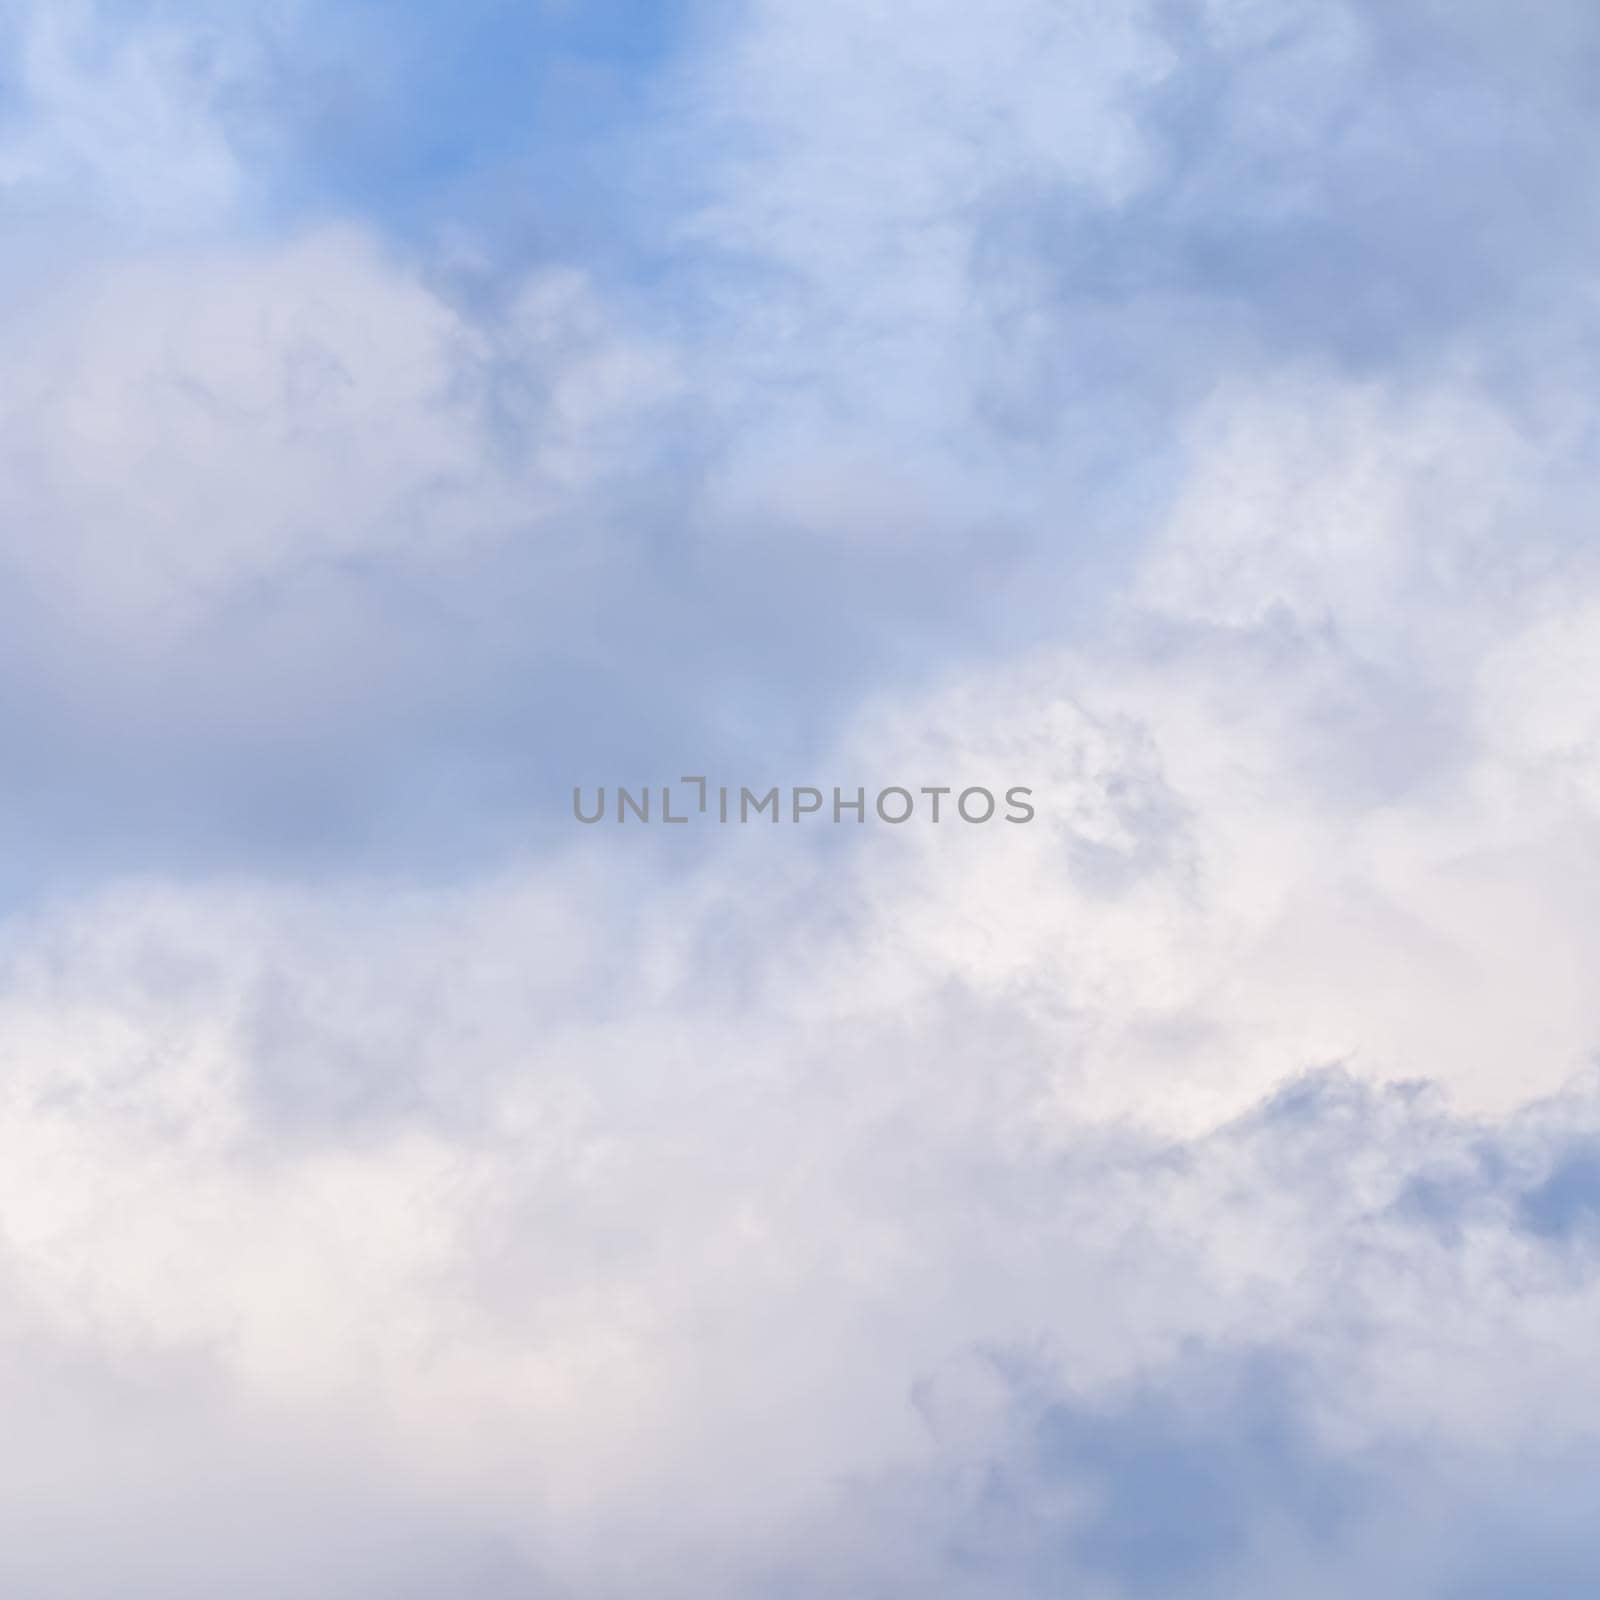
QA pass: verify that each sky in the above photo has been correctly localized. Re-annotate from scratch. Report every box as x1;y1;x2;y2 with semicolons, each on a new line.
4;0;1600;1594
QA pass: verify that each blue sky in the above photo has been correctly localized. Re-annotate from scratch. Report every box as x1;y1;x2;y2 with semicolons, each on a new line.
4;1;1600;1595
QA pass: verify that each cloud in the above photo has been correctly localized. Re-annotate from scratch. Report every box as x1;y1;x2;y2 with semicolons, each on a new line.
0;221;687;882
9;340;1600;1571
6;843;1600;1595
0;0;269;225
8;0;1600;882
5;0;1600;1593
0;226;676;630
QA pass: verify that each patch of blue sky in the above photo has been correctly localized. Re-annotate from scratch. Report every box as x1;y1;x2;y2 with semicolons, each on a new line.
251;0;698;274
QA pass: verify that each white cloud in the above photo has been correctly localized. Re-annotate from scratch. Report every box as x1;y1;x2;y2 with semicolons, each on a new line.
0;228;677;637
6;345;1600;1589
5;0;1600;1591
831;363;1600;1125
0;0;255;222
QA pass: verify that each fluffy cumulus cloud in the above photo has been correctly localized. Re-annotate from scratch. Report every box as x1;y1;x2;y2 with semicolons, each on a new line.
4;0;1600;1595
0;231;674;628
